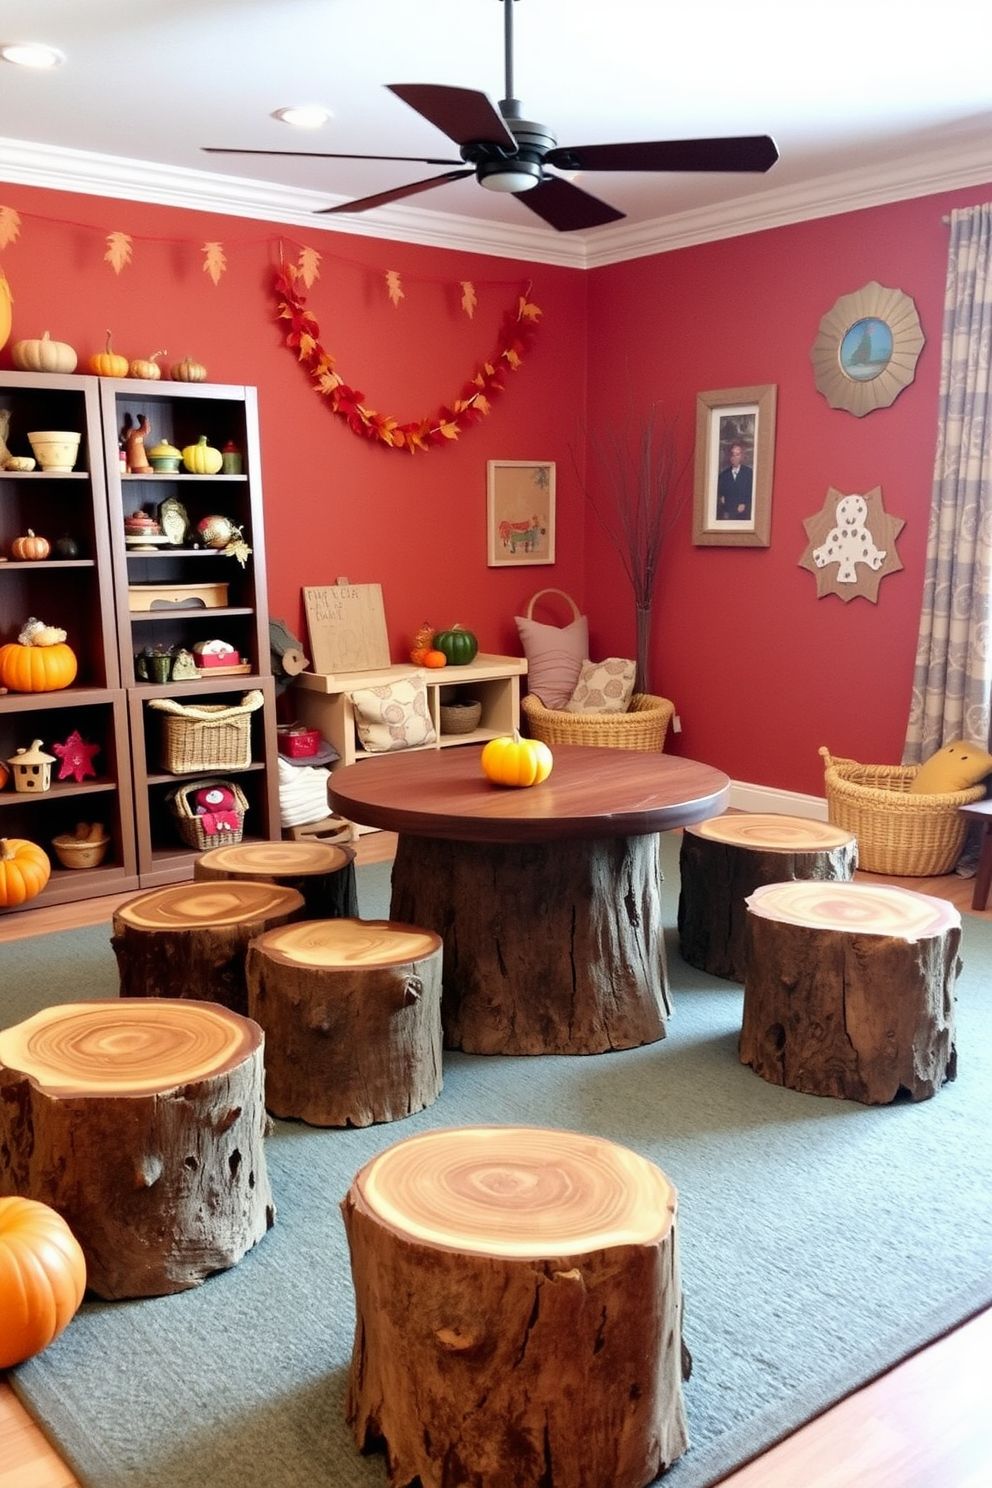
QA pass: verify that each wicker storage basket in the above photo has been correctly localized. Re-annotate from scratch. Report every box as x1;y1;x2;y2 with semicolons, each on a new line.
819;746;985;876
439;699;482;735
167;777;249;851
149;690;264;774
522;691;675;751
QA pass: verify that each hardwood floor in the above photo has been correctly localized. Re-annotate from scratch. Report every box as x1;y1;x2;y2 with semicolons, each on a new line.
1;838;989;1487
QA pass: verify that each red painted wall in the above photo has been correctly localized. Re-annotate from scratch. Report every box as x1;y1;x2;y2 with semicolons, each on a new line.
0;183;587;668
586;185;992;796
2;177;991;796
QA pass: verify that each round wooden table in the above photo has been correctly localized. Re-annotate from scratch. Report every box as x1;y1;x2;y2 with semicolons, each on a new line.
330;744;729;1055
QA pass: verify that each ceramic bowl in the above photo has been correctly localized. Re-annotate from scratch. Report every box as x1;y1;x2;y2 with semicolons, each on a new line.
28;430;82;472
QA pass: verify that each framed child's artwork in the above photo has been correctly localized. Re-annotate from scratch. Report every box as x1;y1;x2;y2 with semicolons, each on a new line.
487;460;556;566
692;384;777;547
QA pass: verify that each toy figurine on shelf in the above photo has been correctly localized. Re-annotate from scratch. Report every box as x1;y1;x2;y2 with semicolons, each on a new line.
121;414;152;474
52;729;100;783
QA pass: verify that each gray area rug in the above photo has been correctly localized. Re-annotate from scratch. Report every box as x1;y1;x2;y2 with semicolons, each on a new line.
2;837;991;1488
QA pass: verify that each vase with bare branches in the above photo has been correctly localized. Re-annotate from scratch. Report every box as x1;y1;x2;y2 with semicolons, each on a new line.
579;402;690;696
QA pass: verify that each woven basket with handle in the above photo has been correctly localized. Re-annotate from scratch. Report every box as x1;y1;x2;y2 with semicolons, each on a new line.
520;589;674;752
149;690;264;774
819;746;985;875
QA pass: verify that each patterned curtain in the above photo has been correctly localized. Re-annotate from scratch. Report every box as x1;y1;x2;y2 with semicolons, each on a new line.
904;202;992;763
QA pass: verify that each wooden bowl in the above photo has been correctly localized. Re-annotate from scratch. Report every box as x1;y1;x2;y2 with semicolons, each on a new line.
52;833;110;869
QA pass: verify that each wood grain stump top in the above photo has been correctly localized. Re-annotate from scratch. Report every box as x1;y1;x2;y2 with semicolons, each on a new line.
194;838;358;919
741;880;960;1104
678;812;858;982
0;999;275;1297
343;1125;689;1488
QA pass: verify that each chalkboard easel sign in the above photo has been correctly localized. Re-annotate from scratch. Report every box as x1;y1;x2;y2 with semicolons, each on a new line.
303;583;391;677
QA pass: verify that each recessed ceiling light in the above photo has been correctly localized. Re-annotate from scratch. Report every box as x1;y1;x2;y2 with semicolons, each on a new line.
272;106;330;130
0;41;65;70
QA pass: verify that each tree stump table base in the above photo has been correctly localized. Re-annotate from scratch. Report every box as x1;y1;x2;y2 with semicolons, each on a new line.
740;880;961;1104
246;918;443;1127
194;837;359;919
0;999;275;1299
678;813;857;982
112;879;306;1016
342;1126;689;1488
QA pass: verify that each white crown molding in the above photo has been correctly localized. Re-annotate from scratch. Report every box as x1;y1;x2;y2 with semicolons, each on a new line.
3;132;992;270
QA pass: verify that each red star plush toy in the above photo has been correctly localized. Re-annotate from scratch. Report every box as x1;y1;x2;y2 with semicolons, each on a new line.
52;729;101;783
192;784;240;834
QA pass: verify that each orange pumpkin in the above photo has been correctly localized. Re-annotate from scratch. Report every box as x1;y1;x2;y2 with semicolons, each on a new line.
0;1196;87;1368
423;649;448;668
0;836;52;907
0;639;77;692
10;529;51;561
88;330;129;378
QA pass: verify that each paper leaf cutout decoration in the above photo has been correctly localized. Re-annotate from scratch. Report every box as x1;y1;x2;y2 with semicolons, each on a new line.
461;281;477;318
298;247;321;287
52;729;100;783
0;206;21;248
105;232;133;273
203;242;227;285
386;270;404;307
798;485;905;602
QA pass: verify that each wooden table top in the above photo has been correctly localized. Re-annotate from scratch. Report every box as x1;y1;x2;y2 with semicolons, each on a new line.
329;744;730;845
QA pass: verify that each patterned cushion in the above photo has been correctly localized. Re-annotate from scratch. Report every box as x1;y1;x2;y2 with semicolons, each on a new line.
515;611;589;709
350;672;437;753
909;740;992;794
564;658;637;715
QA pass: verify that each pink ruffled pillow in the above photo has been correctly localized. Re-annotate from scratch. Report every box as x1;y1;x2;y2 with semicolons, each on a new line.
515;611;589;710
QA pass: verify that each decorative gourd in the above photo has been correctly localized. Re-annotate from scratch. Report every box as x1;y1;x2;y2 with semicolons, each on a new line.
434;624;478;666
10;530;51;561
182;435;223;475
0;836;52;907
422;649;448;668
171;354;207;383
11;330;78;374
410;621;435;665
0;1196;87;1368
0;266;11;351
88;330;129;378
0;620;78;692
481;731;554;788
129;349;166;380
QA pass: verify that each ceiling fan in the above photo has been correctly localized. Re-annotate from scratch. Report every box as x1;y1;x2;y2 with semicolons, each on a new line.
204;0;778;232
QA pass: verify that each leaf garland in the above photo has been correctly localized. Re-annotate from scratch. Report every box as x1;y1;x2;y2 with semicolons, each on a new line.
274;264;541;453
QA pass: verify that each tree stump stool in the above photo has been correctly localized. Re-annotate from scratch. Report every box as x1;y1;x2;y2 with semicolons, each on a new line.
245;918;443;1127
112;880;306;1016
342;1125;689;1488
740;880;961;1104
678;813;857;982
0;999;275;1299
194;837;359;919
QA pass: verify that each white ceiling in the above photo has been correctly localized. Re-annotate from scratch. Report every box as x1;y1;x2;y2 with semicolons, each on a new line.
2;0;992;268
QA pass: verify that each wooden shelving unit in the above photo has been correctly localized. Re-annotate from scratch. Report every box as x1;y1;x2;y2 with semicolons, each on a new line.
0;373;279;912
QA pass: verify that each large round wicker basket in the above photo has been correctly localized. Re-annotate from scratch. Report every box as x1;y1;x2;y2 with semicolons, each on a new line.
522;692;674;751
819;746;985;876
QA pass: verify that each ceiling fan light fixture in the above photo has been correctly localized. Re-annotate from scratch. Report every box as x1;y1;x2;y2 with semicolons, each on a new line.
0;40;65;70
477;159;542;193
272;106;330;129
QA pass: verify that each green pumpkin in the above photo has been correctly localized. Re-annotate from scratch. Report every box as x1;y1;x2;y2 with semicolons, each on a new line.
433;625;478;666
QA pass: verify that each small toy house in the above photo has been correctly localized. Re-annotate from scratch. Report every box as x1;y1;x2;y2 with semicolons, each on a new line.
7;738;56;794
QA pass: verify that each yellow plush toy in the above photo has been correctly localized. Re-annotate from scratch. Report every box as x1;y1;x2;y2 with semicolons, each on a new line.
909;740;992;794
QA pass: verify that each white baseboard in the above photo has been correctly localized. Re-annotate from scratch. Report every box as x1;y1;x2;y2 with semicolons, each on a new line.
728;780;829;821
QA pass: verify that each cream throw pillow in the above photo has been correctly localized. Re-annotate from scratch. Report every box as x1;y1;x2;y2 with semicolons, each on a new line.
564;658;636;714
350;672;437;752
515;611;589;710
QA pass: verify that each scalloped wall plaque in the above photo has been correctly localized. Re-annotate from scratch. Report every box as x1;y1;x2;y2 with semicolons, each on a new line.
798;486;905;602
810;282;924;416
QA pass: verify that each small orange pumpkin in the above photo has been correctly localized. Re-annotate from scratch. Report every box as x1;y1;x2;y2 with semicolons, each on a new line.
481;731;554;788
0;637;77;692
0;1196;87;1367
422;649;448;668
128;349;166;380
10;529;50;561
88;330;129;378
0;836;52;907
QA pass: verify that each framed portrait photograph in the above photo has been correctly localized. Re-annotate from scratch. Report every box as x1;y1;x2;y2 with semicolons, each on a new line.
692;384;777;547
486;460;556;566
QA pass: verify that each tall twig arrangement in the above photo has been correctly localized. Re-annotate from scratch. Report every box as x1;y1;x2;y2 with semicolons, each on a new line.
580;403;691;695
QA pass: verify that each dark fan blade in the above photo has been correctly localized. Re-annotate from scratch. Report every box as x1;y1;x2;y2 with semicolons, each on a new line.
545;136;779;174
317;169;474;215
203;147;462;166
387;84;516;150
516;176;625;232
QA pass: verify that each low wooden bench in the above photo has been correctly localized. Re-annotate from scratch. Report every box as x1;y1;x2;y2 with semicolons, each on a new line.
739;879;960;1104
678;812;857;981
0;999;274;1298
342;1125;689;1488
246;917;443;1127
